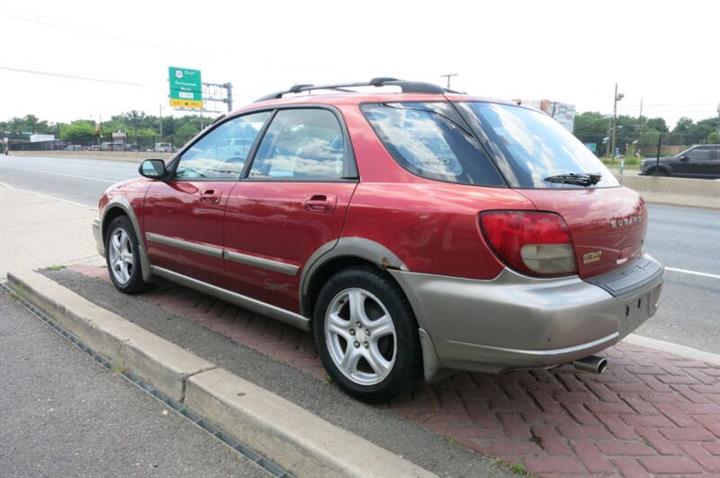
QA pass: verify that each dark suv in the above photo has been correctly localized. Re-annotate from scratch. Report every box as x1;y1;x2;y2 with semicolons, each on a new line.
640;144;720;179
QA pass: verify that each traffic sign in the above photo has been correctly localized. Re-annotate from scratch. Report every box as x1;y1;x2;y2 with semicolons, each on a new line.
168;66;203;110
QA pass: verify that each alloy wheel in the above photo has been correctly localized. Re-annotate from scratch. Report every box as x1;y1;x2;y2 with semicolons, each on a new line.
324;288;397;386
108;227;134;284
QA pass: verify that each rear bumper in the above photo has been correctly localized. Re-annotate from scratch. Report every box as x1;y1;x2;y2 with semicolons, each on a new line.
390;254;664;376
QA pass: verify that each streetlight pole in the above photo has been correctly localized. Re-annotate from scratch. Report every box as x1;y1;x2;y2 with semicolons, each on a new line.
440;73;458;90
610;83;624;161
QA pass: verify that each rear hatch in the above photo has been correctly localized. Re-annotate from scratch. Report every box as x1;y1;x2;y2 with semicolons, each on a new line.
517;188;647;278
456;101;647;278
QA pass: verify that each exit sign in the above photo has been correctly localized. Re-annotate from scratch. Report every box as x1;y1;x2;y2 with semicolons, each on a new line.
168;66;203;110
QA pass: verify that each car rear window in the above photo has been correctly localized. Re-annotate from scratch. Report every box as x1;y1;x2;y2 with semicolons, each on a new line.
361;102;505;186
458;102;619;189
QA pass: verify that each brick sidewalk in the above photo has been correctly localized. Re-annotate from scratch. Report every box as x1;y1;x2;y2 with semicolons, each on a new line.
71;265;720;477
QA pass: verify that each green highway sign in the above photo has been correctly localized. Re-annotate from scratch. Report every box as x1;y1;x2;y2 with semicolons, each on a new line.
168;66;203;109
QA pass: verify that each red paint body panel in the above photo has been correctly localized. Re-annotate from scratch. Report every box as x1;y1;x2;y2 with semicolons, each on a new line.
223;181;357;312
101;178;151;232
143;181;237;285
343;182;534;279
99;92;648;311
516;187;647;278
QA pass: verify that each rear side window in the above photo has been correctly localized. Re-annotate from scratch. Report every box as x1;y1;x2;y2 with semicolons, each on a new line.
685;147;712;161
249;109;346;180
361;102;505;186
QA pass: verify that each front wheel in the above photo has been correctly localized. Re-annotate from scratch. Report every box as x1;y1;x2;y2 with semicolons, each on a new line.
105;215;148;294
313;266;421;402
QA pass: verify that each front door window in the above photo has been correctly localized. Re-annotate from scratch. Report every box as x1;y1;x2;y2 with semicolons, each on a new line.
175;111;271;180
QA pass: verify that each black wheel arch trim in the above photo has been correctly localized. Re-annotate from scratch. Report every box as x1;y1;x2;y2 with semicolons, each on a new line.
101;198;153;282
299;237;408;317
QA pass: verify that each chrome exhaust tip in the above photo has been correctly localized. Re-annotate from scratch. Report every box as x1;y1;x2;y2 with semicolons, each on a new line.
573;355;608;374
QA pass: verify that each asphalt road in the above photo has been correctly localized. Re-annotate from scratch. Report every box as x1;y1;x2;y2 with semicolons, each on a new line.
0;291;267;478
1;154;718;353
0;155;138;206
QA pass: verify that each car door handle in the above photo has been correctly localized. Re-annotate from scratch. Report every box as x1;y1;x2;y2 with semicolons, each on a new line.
199;188;222;205
303;194;337;213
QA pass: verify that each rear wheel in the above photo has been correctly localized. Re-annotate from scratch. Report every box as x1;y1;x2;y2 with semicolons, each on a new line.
313;266;420;402
105;215;147;294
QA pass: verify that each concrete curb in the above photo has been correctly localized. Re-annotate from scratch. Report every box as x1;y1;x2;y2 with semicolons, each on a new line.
619;174;720;209
625;333;720;366
6;270;436;478
7;270;215;401
186;369;435;478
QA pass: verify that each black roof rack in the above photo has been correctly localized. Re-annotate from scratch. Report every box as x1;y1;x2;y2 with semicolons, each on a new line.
255;77;450;102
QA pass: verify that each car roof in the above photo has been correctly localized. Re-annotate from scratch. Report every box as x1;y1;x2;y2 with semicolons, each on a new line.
233;92;526;116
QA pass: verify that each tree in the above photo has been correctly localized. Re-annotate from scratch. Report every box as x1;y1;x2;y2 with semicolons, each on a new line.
1;115;51;135
644;117;669;133
59;120;96;144
174;123;200;146
573;112;609;145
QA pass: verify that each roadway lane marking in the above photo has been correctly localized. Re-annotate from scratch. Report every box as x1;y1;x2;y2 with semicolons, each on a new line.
0;165;117;183
666;267;720;280
0;182;97;210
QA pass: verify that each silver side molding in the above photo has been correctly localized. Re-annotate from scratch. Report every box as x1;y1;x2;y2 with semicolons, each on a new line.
145;232;298;276
223;250;298;276
150;266;310;331
146;232;223;258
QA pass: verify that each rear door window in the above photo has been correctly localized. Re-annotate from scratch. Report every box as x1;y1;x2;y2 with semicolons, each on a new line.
361;102;505;186
248;109;347;180
459;102;619;188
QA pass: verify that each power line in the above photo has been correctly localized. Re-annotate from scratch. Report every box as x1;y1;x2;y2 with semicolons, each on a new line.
0;8;211;57
1;66;152;87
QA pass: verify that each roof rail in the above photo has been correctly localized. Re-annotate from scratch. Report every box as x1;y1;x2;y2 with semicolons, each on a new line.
255;77;448;102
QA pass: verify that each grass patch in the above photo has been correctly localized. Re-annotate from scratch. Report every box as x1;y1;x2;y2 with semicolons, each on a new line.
45;264;66;271
9;282;26;300
491;458;533;476
601;157;641;170
509;463;530;476
110;363;127;375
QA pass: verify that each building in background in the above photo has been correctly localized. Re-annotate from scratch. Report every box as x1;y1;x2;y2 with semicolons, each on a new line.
516;99;577;131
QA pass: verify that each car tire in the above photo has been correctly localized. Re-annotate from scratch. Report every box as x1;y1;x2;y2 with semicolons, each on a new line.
313;266;421;403
105;215;148;294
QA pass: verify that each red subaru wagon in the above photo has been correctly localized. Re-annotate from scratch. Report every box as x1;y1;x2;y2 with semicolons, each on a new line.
93;78;664;402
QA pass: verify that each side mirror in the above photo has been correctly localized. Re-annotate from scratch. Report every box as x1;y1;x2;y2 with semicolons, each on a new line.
679;155;689;162
139;159;167;179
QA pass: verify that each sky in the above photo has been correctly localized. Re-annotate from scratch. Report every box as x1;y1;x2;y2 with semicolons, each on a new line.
0;0;718;128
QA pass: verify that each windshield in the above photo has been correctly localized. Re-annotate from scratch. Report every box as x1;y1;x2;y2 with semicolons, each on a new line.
459;102;619;188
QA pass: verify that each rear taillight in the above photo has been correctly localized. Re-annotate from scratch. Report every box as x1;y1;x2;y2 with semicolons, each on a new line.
479;211;577;277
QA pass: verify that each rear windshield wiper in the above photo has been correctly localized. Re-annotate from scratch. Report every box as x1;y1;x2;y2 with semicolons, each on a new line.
544;172;602;187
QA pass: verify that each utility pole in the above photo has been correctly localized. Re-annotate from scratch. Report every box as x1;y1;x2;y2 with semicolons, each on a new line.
159;105;163;138
636;98;645;154
224;82;233;112
440;73;458;89
610;83;624;161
